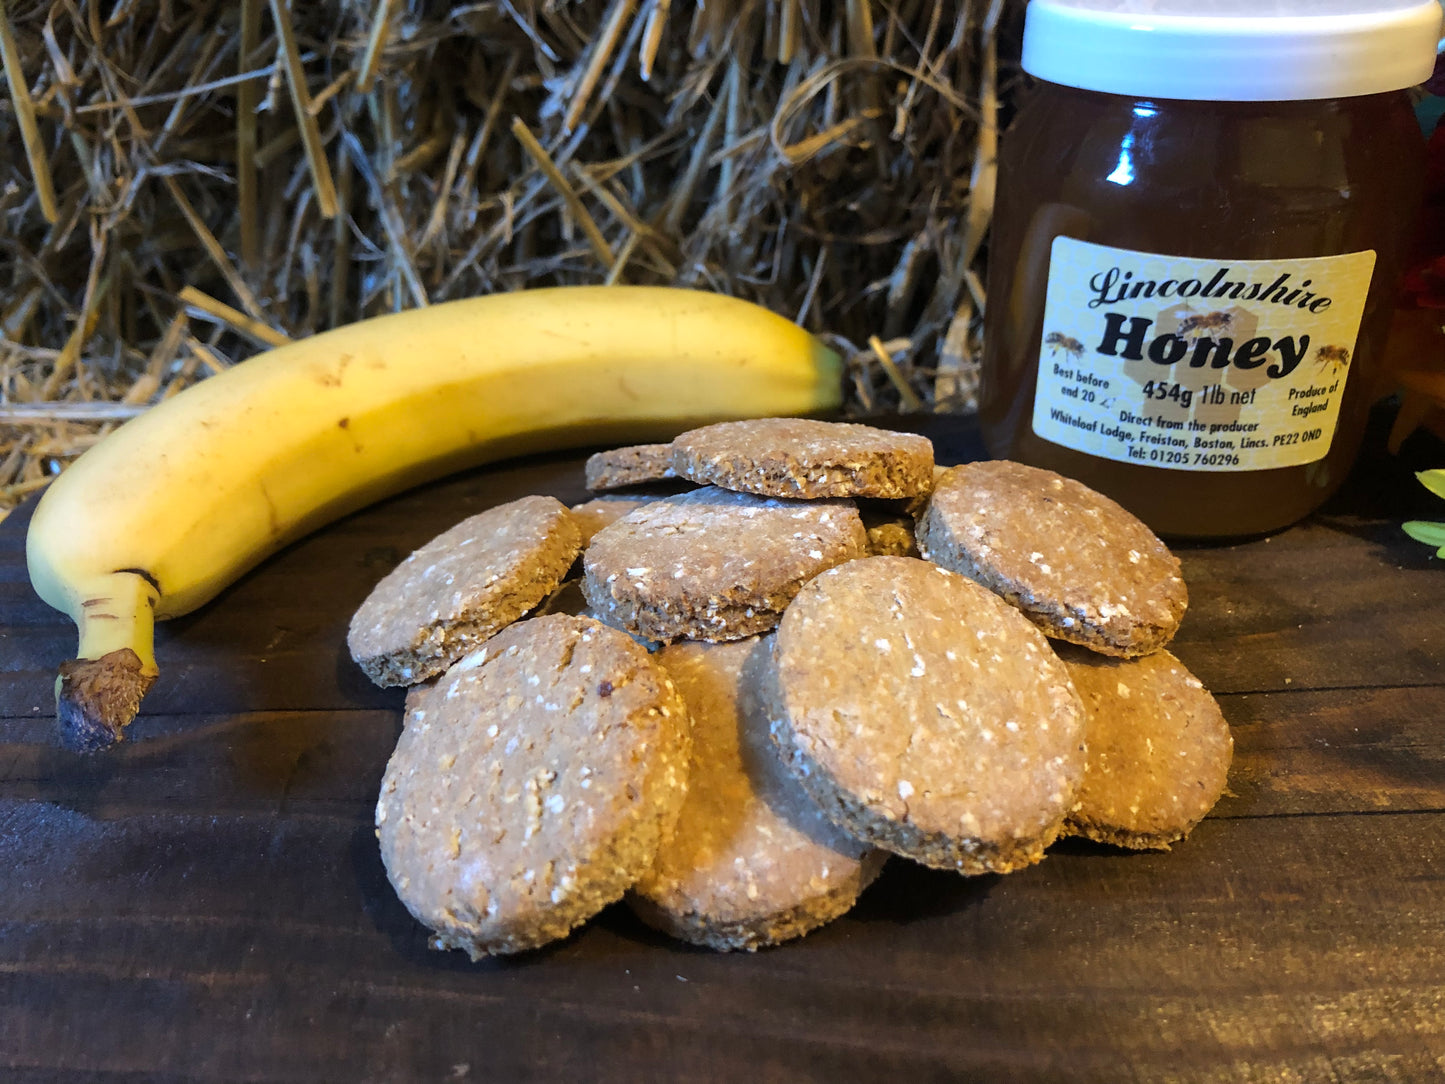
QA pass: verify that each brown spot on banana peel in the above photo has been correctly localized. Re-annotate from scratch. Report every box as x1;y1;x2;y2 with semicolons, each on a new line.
337;416;364;453
56;649;156;754
316;353;353;387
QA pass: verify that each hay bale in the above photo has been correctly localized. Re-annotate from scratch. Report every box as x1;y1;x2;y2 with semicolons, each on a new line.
0;0;1024;509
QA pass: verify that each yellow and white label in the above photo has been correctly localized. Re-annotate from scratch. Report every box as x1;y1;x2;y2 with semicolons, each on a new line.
1031;238;1375;471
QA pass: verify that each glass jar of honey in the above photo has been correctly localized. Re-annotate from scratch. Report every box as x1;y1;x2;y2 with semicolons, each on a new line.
980;0;1442;537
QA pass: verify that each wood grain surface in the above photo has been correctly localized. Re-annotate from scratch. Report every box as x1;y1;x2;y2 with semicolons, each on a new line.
2;412;1443;1084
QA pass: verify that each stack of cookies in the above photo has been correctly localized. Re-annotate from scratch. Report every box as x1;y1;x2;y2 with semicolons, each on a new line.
349;419;1232;959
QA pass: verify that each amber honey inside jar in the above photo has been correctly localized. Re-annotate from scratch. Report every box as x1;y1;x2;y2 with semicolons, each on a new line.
980;0;1441;538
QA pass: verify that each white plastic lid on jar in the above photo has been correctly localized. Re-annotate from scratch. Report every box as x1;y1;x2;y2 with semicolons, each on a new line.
1022;0;1443;101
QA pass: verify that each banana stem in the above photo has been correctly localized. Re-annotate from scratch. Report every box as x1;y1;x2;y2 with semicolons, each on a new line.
57;572;160;753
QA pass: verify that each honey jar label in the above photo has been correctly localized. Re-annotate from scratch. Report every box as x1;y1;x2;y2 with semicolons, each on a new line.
1030;238;1376;472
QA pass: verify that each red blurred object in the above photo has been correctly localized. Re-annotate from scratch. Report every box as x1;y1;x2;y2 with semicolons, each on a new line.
1398;118;1445;310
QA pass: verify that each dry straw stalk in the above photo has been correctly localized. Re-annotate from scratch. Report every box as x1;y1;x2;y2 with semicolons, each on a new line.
0;0;1024;510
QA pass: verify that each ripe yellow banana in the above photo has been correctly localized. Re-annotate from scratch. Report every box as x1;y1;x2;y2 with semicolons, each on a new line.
27;286;842;752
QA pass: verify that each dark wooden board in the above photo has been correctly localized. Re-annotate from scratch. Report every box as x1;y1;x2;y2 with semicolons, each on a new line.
3;411;1444;1082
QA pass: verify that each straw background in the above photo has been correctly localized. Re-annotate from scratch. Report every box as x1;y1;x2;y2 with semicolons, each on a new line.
0;0;1024;509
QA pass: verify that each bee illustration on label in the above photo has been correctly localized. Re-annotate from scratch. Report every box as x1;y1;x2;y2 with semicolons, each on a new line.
1044;331;1085;360
1315;344;1350;373
1176;311;1233;337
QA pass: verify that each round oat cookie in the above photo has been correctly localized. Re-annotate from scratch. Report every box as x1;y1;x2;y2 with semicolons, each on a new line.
629;636;884;951
917;460;1186;657
670;418;934;500
1056;645;1233;851
376;614;691;958
766;556;1087;875
581;486;867;643
570;495;653;546
584;443;677;491
348;495;582;687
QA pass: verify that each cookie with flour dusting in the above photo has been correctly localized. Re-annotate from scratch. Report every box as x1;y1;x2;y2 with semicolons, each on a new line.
670;418;934;500
764;555;1087;875
1057;645;1233;850
582;486;867;643
918;460;1186;657
348;495;580;686
629;636;883;951
584;443;678;491
376;614;691;957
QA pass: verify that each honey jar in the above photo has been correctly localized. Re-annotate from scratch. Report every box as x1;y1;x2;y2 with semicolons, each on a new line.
980;0;1443;537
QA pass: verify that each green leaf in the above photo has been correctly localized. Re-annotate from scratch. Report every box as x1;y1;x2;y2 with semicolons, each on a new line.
1417;470;1445;502
1402;520;1445;548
